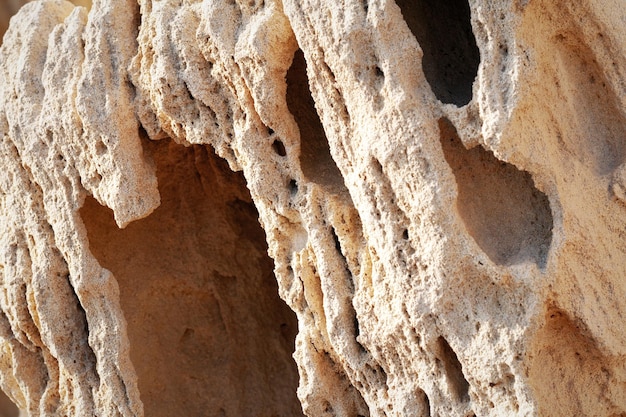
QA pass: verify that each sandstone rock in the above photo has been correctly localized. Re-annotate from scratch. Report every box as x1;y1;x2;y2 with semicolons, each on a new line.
0;0;624;416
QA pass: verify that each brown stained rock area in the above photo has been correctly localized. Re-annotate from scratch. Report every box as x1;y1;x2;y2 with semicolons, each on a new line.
80;140;302;417
0;390;19;417
528;306;623;417
0;0;625;416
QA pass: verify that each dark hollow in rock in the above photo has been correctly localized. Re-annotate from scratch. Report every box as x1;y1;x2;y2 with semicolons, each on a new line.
395;0;480;106
439;117;553;267
436;336;470;402
286;49;347;192
81;140;303;417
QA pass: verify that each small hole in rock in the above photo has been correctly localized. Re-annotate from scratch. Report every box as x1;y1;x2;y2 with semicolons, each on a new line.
272;139;287;156
288;179;298;195
95;139;107;156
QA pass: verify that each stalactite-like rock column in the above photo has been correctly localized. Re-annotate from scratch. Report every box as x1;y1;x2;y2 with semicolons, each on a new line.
0;0;625;416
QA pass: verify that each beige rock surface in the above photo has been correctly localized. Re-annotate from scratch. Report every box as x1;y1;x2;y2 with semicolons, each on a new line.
0;0;625;416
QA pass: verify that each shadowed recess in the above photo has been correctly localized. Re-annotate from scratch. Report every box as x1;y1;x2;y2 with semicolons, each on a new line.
436;336;470;402
552;33;626;175
0;389;19;417
529;306;615;416
439;117;553;267
395;0;480;106
80;139;303;417
420;389;431;417
286;49;346;192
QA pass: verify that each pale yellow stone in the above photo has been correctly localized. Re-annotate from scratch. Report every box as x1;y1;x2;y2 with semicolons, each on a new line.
0;0;624;416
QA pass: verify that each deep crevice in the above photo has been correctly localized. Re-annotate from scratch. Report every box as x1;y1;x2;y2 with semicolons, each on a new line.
354;316;367;354
395;0;480;105
331;226;342;254
436;336;470;402
439;117;553;267
286;49;347;192
80;140;303;417
288;179;298;195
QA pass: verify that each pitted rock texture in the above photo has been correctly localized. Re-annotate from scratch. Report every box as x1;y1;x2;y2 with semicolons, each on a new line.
0;1;625;416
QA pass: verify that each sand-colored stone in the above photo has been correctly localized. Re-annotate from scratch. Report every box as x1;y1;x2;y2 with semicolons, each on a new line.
0;0;624;416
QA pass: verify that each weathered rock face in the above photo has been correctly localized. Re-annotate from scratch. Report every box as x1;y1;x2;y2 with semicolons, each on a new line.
0;0;625;416
80;141;302;417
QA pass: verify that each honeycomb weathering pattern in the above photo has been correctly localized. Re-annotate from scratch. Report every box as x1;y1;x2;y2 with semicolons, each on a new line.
0;0;625;416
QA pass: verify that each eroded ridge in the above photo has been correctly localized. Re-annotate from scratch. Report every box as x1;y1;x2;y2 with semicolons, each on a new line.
1;0;626;416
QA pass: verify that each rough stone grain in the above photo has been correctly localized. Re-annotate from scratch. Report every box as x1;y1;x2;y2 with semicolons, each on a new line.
0;0;625;416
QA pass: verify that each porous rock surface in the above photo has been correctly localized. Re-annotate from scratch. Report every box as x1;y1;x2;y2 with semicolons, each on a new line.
0;0;625;416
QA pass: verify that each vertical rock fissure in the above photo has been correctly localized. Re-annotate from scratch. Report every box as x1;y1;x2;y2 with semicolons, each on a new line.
436;336;470;403
286;48;346;192
80;139;303;417
394;0;480;105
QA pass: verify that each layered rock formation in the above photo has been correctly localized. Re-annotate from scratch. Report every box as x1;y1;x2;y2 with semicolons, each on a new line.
0;0;625;416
